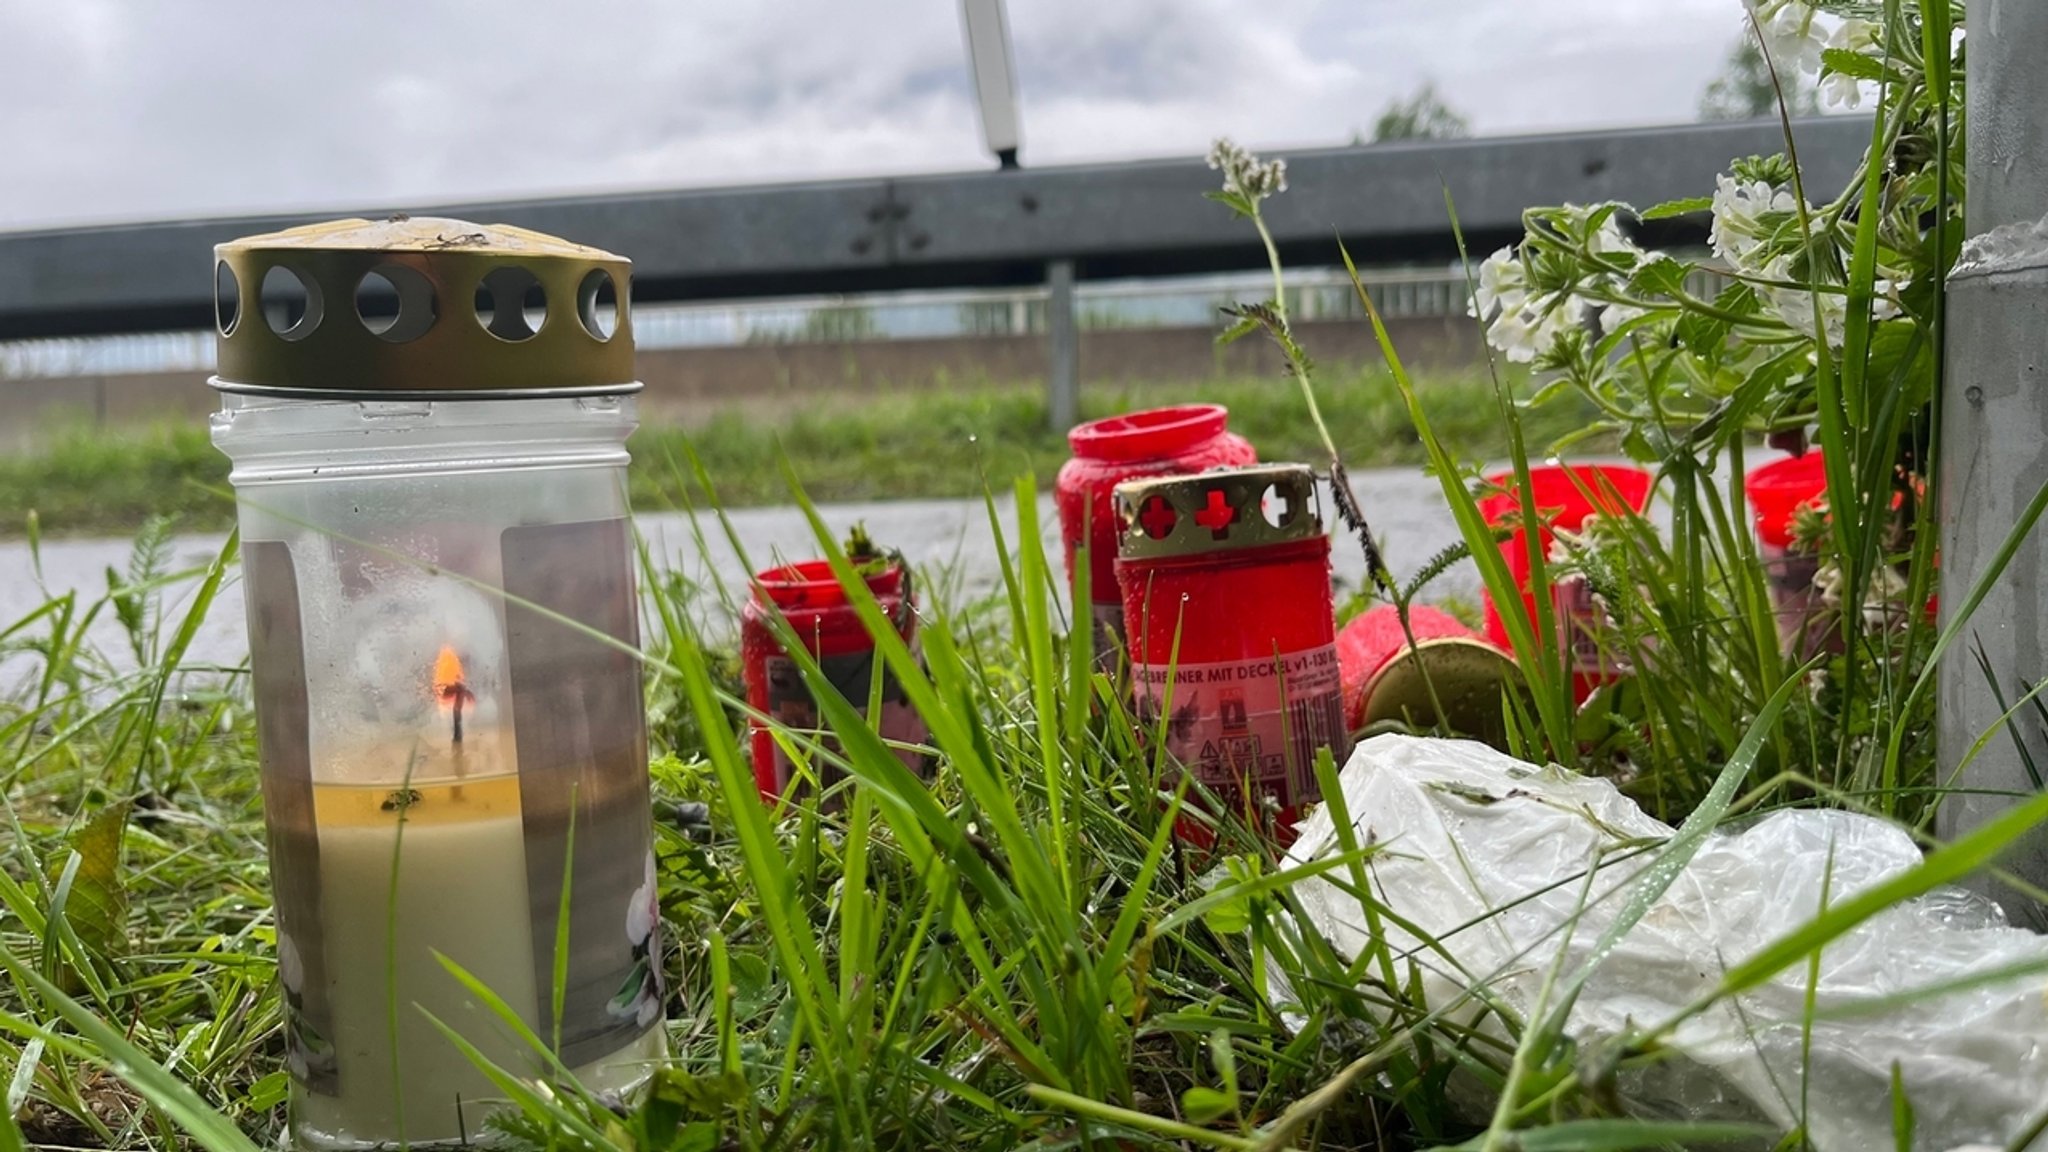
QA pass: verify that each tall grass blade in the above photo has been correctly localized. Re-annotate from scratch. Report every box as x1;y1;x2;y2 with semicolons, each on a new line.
0;944;261;1152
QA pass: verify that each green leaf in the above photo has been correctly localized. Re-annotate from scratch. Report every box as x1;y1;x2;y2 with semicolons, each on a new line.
1217;315;1262;347
1639;195;1712;221
1201;892;1252;935
1180;1085;1236;1125
1203;189;1255;218
675;1123;722;1152
1108;971;1137;1017
243;1070;290;1113
1674;310;1732;360
1209;1028;1239;1100
1626;254;1689;301
1920;0;1954;99
1821;47;1887;81
43;800;130;980
1712;279;1760;317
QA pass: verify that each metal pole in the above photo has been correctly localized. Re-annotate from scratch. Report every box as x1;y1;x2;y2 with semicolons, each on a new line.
1939;0;2048;924
960;0;1022;169
1046;259;1079;433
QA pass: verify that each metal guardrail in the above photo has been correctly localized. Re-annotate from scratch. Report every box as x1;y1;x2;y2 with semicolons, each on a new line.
0;116;1870;424
0;267;1471;382
0;118;1869;338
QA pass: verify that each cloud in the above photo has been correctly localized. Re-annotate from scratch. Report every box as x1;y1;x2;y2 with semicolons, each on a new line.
0;0;1748;231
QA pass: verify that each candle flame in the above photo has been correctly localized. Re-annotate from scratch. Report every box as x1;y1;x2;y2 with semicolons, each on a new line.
432;645;469;708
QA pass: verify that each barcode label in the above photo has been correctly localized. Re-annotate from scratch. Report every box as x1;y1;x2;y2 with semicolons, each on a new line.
1284;689;1348;807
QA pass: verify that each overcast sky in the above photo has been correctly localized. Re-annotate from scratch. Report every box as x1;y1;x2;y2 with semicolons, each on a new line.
0;0;1755;232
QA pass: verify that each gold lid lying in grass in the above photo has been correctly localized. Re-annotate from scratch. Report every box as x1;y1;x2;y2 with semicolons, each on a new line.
211;216;636;399
1360;637;1524;750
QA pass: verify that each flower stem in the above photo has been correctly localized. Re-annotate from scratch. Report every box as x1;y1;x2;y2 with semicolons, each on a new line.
1251;206;1340;466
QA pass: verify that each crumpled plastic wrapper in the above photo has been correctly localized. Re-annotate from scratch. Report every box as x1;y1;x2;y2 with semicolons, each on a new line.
1279;734;2048;1151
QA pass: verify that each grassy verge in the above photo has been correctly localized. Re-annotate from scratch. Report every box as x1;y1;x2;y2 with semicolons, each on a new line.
3;480;2036;1152
0;368;1598;537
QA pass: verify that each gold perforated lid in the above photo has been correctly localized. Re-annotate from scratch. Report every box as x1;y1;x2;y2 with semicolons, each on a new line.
1113;464;1324;560
1359;637;1523;748
211;216;635;399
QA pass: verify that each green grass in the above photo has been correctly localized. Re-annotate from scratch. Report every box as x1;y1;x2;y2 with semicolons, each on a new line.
3;472;2039;1152
0;5;2017;1146
0;369;1597;538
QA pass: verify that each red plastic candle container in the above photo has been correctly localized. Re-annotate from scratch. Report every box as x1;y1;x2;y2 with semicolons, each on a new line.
1336;604;1518;744
740;560;928;805
1057;405;1256;661
1746;452;1831;654
1113;464;1348;843
1478;464;1652;698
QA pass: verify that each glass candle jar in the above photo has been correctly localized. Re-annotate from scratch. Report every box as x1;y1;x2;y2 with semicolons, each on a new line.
1112;464;1347;845
211;218;664;1149
1055;406;1256;664
739;558;928;806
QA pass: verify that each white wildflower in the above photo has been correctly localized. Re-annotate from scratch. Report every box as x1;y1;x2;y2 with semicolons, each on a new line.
1486;307;1541;363
1533;292;1592;345
1592;216;1640;258
1873;277;1905;320
1752;0;1826;76
278;931;304;994
1207;137;1288;201
1821;18;1882;108
625;850;659;946
1759;254;1848;346
1471;247;1527;319
1709;174;1808;267
1817;558;1911;631
1600;300;1649;330
1487;292;1584;365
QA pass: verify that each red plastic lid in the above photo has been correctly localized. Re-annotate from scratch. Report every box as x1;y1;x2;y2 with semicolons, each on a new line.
1067;404;1231;462
1745;452;1828;549
1477;464;1654;529
751;558;903;610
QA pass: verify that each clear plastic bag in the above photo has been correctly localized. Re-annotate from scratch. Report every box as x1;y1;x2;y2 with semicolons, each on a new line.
1281;734;2048;1151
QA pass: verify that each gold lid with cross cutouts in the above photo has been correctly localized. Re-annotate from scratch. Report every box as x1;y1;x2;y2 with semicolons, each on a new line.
210;216;635;399
1113;464;1324;561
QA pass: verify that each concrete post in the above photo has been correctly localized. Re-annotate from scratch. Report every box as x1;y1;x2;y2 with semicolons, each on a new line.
1939;0;2048;924
1046;259;1079;433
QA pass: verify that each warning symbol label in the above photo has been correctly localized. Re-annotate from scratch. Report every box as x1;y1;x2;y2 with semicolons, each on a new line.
1129;647;1348;808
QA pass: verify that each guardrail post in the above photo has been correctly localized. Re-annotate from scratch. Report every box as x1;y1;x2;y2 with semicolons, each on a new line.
1939;0;2048;923
1046;258;1078;432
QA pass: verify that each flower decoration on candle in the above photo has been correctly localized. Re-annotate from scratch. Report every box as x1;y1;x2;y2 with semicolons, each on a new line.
610;851;664;1029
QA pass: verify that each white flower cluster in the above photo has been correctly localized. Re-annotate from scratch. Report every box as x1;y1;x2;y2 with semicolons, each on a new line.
1470;215;1641;364
1759;262;1905;345
1823;18;1883;109
1710;170;1905;343
1748;1;1883;109
1758;257;1847;345
1471;250;1579;364
1708;174;1802;265
1207;138;1288;202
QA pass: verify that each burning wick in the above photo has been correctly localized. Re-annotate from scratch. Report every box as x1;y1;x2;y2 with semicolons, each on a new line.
432;645;477;749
